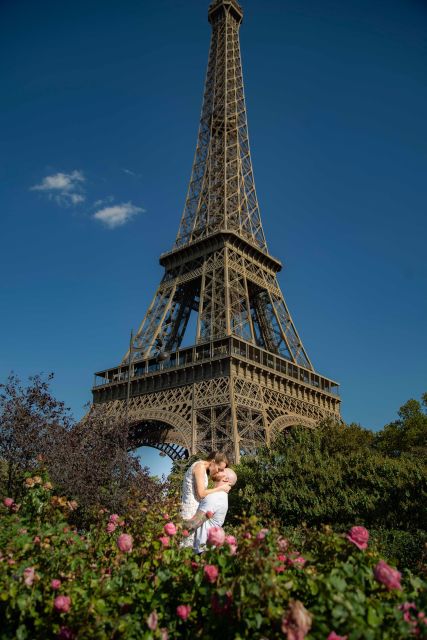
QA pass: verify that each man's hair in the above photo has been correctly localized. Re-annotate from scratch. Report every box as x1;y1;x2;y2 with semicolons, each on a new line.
224;468;237;486
206;451;229;467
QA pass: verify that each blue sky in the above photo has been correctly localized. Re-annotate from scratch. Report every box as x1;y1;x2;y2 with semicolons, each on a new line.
1;0;426;477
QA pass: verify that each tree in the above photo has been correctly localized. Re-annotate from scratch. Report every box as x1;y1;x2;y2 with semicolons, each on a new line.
375;393;427;458
0;373;72;497
0;373;162;523
46;406;161;520
229;422;427;531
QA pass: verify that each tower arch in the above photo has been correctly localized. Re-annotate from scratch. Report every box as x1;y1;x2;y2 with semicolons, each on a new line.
269;414;316;443
128;410;192;461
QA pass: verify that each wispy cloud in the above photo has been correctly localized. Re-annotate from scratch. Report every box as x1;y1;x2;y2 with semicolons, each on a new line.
93;202;144;229
93;196;115;208
31;170;86;206
122;168;141;178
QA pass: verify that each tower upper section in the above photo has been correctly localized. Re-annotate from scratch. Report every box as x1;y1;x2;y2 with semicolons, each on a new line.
175;0;267;253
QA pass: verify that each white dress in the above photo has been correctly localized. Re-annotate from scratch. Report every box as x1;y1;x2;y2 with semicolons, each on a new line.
180;461;208;548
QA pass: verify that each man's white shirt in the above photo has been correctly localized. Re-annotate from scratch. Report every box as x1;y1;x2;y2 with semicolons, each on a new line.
193;491;228;553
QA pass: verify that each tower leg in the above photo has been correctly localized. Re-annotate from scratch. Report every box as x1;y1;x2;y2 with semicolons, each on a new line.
229;378;240;464
191;383;197;455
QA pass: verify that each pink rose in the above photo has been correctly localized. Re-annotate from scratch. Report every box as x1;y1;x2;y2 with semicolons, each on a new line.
164;522;177;536
54;595;71;613
275;564;286;573
182;529;190;537
206;510;214;519
34;536;41;544
23;567;35;586
207;526;225;547
176;604;191;621
147;610;158;630
109;513;120;523
204;564;219;583
163;513;170;520
373;560;401;590
106;522;117;533
288;554;306;567
278;554;286;562
3;497;13;508
281;600;312;640
224;534;237;554
399;602;417;624
256;528;269;540
327;633;348;640
117;533;133;553
159;536;170;547
51;579;62;590
346;526;369;550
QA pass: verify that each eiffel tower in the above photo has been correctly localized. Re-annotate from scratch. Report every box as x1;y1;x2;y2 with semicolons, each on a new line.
92;0;340;463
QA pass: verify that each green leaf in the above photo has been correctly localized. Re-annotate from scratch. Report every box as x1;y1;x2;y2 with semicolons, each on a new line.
309;581;319;595
16;625;28;640
329;574;347;592
367;606;382;627
95;598;108;614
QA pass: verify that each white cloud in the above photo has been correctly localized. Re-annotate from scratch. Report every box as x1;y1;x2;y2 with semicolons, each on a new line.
93;196;114;208
122;168;136;176
69;193;85;205
31;170;86;206
93;202;144;229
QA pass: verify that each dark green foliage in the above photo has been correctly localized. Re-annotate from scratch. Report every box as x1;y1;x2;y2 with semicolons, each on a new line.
229;414;427;570
369;529;427;574
230;422;426;530
375;393;427;459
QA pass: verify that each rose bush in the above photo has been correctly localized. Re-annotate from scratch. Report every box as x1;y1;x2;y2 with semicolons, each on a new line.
0;476;426;639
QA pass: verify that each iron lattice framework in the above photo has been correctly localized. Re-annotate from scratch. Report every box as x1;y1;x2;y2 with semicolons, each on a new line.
92;0;341;463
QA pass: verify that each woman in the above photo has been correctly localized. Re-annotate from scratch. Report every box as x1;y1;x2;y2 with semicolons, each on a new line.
180;451;230;547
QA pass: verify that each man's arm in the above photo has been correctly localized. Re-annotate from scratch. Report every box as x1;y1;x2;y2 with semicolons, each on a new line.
182;508;211;532
182;494;215;531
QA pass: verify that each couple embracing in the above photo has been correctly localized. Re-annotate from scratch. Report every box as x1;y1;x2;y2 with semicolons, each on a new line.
180;451;237;553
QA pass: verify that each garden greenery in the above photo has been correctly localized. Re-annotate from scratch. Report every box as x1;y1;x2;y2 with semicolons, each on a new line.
0;476;426;639
1;376;426;637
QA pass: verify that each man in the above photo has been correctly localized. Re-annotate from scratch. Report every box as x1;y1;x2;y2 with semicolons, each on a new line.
183;467;237;553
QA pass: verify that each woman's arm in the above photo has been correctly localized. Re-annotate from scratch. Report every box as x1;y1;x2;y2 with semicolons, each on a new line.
193;462;230;500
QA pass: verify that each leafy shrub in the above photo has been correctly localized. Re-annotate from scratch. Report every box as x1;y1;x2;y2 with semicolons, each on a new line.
1;477;426;639
229;425;427;532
